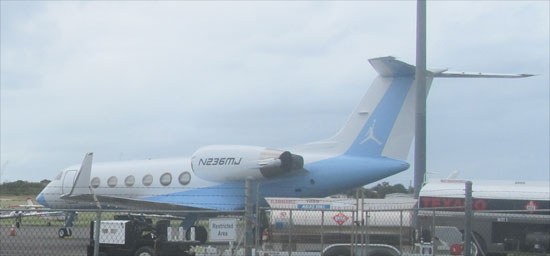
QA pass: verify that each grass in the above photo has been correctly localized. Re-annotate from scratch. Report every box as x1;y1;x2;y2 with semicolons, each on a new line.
0;195;220;229
0;195;34;208
0;207;189;229
0;195;118;227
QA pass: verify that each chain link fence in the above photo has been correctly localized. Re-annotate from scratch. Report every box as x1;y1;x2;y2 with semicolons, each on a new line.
1;206;549;256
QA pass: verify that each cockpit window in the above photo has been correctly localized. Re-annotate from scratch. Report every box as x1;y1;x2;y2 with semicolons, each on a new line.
55;172;63;180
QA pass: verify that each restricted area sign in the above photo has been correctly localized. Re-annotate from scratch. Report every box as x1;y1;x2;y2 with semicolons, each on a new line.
209;218;237;242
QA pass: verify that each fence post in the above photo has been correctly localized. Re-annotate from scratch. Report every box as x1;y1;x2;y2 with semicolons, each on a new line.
255;182;260;252
399;210;403;255
245;178;253;256
351;210;356;256
90;186;102;256
432;209;436;255
288;209;293;256
321;210;325;252
464;181;473;256
362;190;367;256
364;209;369;256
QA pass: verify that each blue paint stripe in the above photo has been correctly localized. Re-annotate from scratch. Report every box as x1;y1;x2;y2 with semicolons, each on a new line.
346;76;414;156
36;192;49;208
144;183;245;210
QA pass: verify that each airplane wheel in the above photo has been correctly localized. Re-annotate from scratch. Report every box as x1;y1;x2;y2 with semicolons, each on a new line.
58;228;67;238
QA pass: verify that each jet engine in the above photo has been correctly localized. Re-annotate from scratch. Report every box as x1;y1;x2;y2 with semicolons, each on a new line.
191;145;304;182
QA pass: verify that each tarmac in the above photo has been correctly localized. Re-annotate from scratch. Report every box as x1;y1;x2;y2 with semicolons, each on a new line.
0;226;89;256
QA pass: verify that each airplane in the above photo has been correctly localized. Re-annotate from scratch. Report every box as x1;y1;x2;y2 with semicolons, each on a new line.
7;197;44;209
35;56;531;236
0;198;65;226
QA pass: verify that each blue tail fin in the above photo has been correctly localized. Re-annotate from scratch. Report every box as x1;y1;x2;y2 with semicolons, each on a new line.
294;56;531;161
332;56;429;159
345;76;415;157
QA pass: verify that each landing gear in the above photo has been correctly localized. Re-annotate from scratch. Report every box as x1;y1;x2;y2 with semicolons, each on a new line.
59;211;76;238
58;227;72;238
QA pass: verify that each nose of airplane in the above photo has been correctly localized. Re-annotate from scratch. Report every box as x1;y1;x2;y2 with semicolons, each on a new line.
36;191;50;208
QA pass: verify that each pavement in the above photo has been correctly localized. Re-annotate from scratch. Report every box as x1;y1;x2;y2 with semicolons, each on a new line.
0;226;89;256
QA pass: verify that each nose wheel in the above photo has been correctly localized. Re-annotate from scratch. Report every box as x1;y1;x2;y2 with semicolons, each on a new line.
58;227;72;238
59;211;77;238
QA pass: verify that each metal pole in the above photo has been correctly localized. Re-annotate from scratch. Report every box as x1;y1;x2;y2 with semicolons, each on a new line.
351;211;356;256
245;178;253;256
361;190;367;256
288;210;293;256
432;209;436;255
414;0;427;199
255;183;260;251
90;186;102;256
464;181;473;256
399;210;403;255
321;210;325;252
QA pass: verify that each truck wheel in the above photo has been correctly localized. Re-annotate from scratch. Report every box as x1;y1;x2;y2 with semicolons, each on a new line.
472;233;487;256
195;226;207;244
470;242;479;256
186;225;208;244
135;246;156;256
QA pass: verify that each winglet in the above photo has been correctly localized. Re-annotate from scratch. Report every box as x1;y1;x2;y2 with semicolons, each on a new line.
64;152;93;198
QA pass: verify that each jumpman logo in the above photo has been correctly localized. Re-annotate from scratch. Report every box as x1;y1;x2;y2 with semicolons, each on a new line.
360;119;382;145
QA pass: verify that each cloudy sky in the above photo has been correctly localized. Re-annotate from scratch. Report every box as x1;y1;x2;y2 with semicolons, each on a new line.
1;1;548;187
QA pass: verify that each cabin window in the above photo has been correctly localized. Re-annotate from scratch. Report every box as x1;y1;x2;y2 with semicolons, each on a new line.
107;176;118;187
160;173;172;186
125;175;135;187
55;172;63;180
179;172;191;185
91;177;100;188
142;174;153;186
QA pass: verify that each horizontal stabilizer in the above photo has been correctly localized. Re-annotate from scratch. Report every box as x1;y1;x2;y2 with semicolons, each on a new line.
369;57;534;78
433;70;534;78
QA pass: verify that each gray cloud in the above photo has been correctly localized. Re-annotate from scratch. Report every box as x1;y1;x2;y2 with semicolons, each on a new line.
1;1;548;185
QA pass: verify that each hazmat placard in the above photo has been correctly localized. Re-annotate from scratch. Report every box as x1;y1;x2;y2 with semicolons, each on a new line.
209;218;237;242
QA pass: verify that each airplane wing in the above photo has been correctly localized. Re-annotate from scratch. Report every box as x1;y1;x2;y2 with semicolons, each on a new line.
0;211;19;219
64;194;205;212
0;210;64;220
